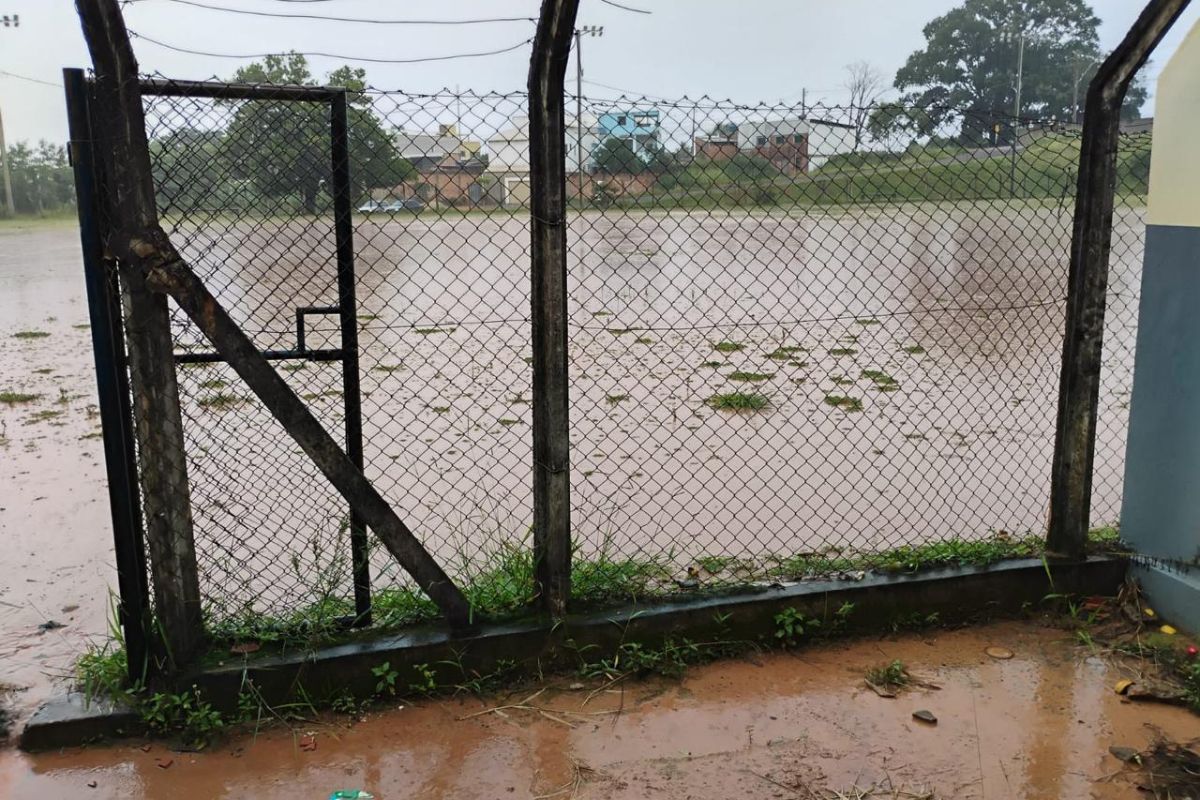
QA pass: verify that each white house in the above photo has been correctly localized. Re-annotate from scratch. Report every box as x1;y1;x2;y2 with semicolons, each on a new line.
486;113;599;207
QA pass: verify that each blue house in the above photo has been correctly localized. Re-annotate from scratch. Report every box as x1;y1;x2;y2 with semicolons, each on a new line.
595;109;660;158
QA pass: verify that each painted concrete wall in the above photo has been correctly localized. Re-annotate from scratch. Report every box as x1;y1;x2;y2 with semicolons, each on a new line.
1120;17;1200;633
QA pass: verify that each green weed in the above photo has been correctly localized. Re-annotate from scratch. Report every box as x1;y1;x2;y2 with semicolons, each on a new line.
634;337;653;345
700;360;723;368
371;661;400;696
414;327;455;335
901;345;926;355
828;347;858;356
12;331;49;340
0;392;39;404
766;346;806;360
198;379;227;390
498;417;521;426
866;660;910;690
605;393;629;405
823;394;863;411
712;341;744;353
856;318;881;326
372;364;404;374
774;607;820;647
198;392;245;409
728;371;774;383
862;369;900;391
705;392;769;411
25;409;63;424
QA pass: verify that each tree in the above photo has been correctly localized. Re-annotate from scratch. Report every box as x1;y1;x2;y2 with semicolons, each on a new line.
892;0;1147;144
843;61;884;151
593;136;645;174
4;140;74;214
222;53;413;213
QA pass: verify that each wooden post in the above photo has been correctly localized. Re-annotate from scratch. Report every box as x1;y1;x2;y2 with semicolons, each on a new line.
74;0;472;627
528;0;580;616
1047;0;1191;558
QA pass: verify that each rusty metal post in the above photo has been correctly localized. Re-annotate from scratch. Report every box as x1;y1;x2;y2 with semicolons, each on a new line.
1048;0;1192;558
528;0;581;615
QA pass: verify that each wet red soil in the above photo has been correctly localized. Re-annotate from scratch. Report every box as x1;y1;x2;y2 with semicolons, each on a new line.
2;621;1196;799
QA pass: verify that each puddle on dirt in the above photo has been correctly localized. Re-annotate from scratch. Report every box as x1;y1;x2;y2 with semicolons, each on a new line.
1;621;1196;799
0;221;116;726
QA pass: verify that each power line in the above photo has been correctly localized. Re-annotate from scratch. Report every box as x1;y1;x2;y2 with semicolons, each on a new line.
128;30;535;64
598;0;652;14
0;69;60;88
133;0;536;25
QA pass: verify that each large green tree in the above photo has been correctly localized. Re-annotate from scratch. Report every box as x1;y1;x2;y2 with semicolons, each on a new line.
222;53;413;213
3;140;74;215
886;0;1147;143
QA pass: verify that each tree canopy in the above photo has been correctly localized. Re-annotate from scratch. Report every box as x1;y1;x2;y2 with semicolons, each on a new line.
218;53;413;213
884;0;1146;143
1;141;74;215
592;137;646;175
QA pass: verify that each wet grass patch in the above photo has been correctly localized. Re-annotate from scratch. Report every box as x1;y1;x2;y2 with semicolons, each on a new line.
198;393;247;409
862;369;900;391
372;364;404;374
712;341;744;353
766;346;807;360
634;337;653;345
828;347;857;357
0;391;40;404
824;394;863;411
301;390;344;401
699;360;723;368
414;327;456;335
728;371;774;383
901;345;926;355
855;318;881;326
12;330;50;340
706;392;769;411
198;379;227;391
605;394;629;405
25;409;64;424
498;418;521;426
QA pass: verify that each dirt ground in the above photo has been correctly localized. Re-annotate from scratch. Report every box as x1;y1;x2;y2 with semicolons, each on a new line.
1;620;1197;799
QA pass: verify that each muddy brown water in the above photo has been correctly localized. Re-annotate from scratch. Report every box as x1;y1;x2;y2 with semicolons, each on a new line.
2;621;1196;798
0;205;1141;729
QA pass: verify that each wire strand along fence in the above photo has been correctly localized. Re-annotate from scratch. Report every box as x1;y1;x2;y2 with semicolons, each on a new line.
131;83;1148;642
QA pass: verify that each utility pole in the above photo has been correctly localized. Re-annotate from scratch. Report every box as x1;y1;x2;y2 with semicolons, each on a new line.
1010;30;1025;197
0;13;18;216
573;24;602;204
0;105;14;216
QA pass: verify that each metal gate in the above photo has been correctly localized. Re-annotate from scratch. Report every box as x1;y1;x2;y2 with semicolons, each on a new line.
67;71;373;670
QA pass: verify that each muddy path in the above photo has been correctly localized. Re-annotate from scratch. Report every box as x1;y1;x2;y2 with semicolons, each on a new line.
0;220;116;728
2;621;1196;798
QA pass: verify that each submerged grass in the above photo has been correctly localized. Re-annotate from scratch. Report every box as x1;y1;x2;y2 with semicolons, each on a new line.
712;341;744;353
12;330;50;340
706;391;769;411
0;391;40;404
824;394;864;411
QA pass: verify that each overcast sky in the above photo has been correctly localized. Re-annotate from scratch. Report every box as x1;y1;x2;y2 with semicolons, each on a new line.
1;0;1197;145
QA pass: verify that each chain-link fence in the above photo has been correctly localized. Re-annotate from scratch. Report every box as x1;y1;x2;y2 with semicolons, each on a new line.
133;82;1148;640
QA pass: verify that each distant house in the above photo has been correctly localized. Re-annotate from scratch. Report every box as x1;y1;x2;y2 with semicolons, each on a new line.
379;124;487;208
737;117;855;173
486;113;601;207
596;109;660;156
393;124;481;171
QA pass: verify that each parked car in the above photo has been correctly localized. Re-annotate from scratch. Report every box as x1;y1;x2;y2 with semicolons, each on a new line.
382;197;426;212
357;200;384;213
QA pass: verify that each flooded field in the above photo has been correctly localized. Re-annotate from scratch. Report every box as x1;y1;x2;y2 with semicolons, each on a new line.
162;202;1141;617
0;203;1142;722
3;620;1195;798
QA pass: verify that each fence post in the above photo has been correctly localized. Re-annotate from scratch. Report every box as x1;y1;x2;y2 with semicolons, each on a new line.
1048;0;1191;558
528;0;581;616
329;90;372;626
63;68;153;682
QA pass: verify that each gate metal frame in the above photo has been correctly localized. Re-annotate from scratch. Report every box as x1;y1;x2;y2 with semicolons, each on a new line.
65;69;372;680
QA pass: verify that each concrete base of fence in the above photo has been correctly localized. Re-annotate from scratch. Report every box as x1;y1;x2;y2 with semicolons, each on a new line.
1130;561;1200;635
19;692;141;751
21;556;1126;750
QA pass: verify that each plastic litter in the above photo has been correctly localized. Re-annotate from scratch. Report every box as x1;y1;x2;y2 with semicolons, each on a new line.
329;793;375;800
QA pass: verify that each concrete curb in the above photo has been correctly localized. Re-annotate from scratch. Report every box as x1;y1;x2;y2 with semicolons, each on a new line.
21;556;1126;751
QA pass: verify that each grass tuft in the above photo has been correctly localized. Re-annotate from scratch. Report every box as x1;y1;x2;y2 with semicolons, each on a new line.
712;341;744;353
824;394;864;411
0;391;40;404
728;371;774;383
13;330;50;340
605;393;629;405
828;347;858;356
901;344;926;355
766;346;807;360
706;391;769;411
198;392;246;409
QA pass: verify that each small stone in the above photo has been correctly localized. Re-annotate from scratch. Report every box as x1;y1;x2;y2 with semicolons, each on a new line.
568;682;585;691
912;709;937;724
1109;746;1140;763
